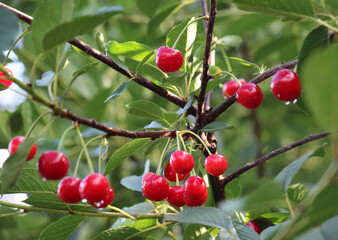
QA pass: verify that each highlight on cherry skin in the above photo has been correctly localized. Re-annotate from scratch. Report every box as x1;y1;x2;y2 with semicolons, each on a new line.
38;151;69;180
236;83;264;109
170;150;195;175
155;46;184;73
8;136;38;161
142;173;169;201
204;154;228;176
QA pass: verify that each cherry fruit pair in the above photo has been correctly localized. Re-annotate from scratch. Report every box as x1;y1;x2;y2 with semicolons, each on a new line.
57;173;114;208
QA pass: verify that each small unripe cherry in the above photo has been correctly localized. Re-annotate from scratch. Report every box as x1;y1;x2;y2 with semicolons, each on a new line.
8;136;38;161
222;79;246;99
204;154;228;176
155;46;183;73
142;173;169;201
236;83;263;109
271;69;302;102
170;150;195;175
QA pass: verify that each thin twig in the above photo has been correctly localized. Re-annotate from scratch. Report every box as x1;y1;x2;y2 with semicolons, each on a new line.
222;131;329;186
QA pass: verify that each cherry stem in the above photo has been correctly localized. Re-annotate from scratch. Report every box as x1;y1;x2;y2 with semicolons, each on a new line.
176;131;181;151
57;125;75;152
37;117;56;139
73;135;103;177
179;130;212;156
156;137;172;175
218;46;233;73
213;71;241;86
98;138;108;175
178;134;188;152
2;28;30;66
75;126;95;174
30;52;45;85
25;110;52;139
171;16;208;49
107;205;136;220
156;204;179;213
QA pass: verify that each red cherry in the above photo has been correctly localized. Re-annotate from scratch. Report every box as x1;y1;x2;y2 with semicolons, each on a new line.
204;154;228;176
164;163;189;182
222;79;246;99
170;151;194;175
0;67;13;90
79;173;110;203
155;46;183;73
167;186;185;207
236;83;263;109
142;172;155;184
245;222;262;234
183;176;207;200
57;177;82;204
184;189;208;207
271;69;302;101
8;136;38;161
87;187;115;209
142;173;169;201
38;151;69;180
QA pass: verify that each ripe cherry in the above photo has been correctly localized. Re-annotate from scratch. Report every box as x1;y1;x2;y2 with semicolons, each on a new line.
170;150;194;175
184;189;208;207
155;46;183;73
57;177;82;204
236;83;263;109
245;222;262;234
222;79;246;99
164;163;189;182
8;136;38;161
204;154;228;176
183;176;207;200
0;67;13;90
87;187;114;209
271;69;302;102
142;172;155;184
142;173;169;201
79;173;110;203
167;186;185;207
38;151;69;180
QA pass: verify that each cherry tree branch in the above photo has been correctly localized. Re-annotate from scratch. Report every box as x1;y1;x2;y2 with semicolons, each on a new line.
195;0;217;129
0;3;196;116
203;59;298;127
222;131;330;186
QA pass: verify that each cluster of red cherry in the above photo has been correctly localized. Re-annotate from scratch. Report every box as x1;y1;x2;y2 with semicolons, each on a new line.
8;136;114;209
154;46;302;108
142;150;228;207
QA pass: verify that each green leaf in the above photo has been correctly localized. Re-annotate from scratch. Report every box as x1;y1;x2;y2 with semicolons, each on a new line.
217;35;243;47
106;41;152;62
225;178;242;199
104;139;150;175
166;17;198;69
31;0;74;53
0;137;37;194
233;0;315;21
39;215;87;240
137;0;163;18
120;160;150;192
43;6;123;51
94;226;140;240
95;32;106;53
287;183;309;203
6;168;57;194
191;78;225;96
297;26;329;74
201;121;236;133
104;80;131;103
232;221;260;240
301;42;337;131
135;50;156;76
183;224;211;240
0;7;20;53
260;212;289;225
126;100;165;120
275;145;325;192
23;193;92;211
165;207;232;230
321;216;338;240
228;57;256;67
147;3;180;35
